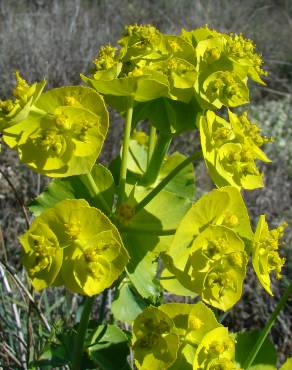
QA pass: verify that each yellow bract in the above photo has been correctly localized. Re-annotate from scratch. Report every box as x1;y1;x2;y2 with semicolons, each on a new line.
20;199;129;295
162;187;252;310
252;215;287;295
193;327;238;370
199;110;271;189
132;306;179;370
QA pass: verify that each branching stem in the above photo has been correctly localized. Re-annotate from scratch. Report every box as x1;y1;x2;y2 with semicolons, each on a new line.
135;150;202;214
72;296;94;370
147;126;157;167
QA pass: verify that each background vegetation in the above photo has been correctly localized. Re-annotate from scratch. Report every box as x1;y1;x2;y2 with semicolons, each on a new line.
0;0;291;368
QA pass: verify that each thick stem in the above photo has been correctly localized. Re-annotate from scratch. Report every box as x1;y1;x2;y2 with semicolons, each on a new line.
82;172;111;214
147;126;157;168
141;133;172;186
244;281;292;369
72;297;94;370
119;97;134;204
97;289;108;325
135;150;202;214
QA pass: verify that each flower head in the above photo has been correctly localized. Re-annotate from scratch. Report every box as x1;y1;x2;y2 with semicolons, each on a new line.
3;86;108;177
20;199;129;295
133;306;179;370
188;225;247;310
199;110;271;189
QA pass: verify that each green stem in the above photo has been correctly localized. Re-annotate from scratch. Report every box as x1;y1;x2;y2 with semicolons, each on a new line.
82;173;111;214
244;281;292;369
147;126;157;168
72;296;94;370
30;105;50;116
135;150;202;214
97;289;108;325
119;97;134;203
121;226;176;235
141;133;172;186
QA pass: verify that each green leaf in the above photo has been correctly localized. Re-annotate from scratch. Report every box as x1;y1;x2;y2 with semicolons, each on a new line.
87;324;131;370
156;152;195;200
126;150;196;201
128;139;148;175
123;184;191;300
235;331;277;369
31;327;76;368
111;282;149;323
29;164;115;216
133;97;201;134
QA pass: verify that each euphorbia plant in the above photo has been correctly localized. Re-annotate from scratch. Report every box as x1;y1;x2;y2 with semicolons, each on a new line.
1;24;291;370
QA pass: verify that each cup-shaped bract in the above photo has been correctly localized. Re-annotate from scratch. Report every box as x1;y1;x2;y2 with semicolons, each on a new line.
0;71;46;130
187;225;247;310
252;215;287;295
3;86;109;177
193;327;239;370
132;306;179;370
20;222;63;291
159;302;221;345
199;110;271;190
20;199;129;295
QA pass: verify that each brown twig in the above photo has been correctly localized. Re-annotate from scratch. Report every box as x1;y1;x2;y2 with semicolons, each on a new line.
1;342;23;368
0;167;30;229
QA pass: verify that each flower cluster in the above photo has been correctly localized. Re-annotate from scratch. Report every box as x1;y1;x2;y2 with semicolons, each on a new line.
199;110;272;189
163;186;286;310
20;199;129;295
2;86;108;177
81;24;271;190
132;302;241;370
82;24;265;106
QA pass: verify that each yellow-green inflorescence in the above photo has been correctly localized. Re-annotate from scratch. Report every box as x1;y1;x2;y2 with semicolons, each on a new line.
82;24;266;106
20;199;129;295
132;302;241;370
3;86;109;177
162;186;253;311
0;71;46;130
252;215;288;295
80;24;271;191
